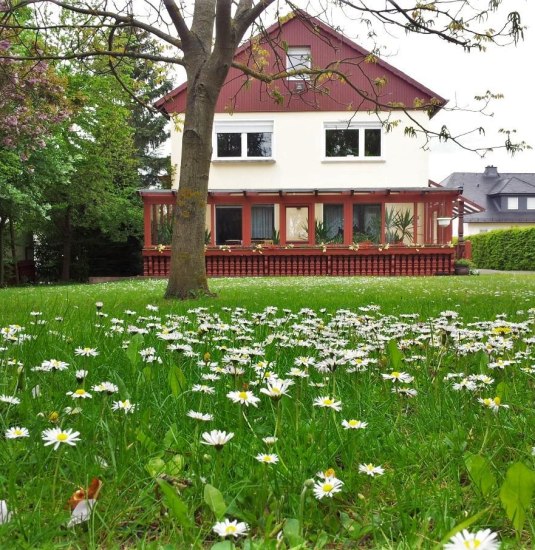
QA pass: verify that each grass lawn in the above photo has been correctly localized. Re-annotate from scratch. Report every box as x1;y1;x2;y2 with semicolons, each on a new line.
0;275;534;549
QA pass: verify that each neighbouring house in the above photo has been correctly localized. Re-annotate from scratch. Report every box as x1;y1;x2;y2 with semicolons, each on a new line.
441;166;535;236
141;10;466;277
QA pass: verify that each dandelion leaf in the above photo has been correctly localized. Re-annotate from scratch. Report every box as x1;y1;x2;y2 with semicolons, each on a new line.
156;478;193;528
464;453;496;497
204;484;227;520
387;340;403;370
499;462;535;533
283;518;305;548
126;334;144;366
168;365;187;397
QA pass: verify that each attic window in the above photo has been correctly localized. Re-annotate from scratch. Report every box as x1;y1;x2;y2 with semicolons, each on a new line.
286;47;311;79
507;197;518;210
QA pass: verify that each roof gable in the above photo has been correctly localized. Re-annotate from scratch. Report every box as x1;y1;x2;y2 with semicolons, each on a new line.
157;10;446;115
489;176;535;195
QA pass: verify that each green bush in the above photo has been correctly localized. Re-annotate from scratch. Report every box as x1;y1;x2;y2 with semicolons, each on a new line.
468;227;535;270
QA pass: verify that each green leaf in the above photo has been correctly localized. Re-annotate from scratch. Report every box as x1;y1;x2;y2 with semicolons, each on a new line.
283;518;305;548
142;366;152;382
156;478;193;528
210;542;234;550
136;429;157;452
204;484;227;520
163;424;181;450
464;453;497;497
387;340;403;370
145;457;166;477
166;454;184;476
168;365;187;397
499;462;535;533
496;381;509;400
126;334;143;366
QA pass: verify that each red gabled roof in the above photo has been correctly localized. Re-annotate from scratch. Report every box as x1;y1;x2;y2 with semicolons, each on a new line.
156;10;447;116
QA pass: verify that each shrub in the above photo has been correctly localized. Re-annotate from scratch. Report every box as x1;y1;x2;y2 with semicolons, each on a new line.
468;227;535;270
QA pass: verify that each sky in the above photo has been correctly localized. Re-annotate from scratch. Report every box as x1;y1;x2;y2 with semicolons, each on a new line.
161;1;535;184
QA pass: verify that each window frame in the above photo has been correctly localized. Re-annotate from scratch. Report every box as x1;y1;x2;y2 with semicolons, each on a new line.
286;46;312;80
527;197;535;210
322;121;383;162
212;120;275;161
507;196;519;210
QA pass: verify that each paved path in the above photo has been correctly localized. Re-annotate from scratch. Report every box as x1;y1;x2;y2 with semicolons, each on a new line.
477;269;535;275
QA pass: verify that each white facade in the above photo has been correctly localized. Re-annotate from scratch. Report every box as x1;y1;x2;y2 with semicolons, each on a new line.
463;221;535;236
170;111;431;190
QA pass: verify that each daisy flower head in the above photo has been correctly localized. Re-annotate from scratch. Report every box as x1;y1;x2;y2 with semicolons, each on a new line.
95;301;104;310
187;410;214;422
381;371;414;383
313;396;342;411
478;396;509;412
342;419;368;430
0;394;20;405
111;399;137;414
313;476;344;499
259;379;293;400
42;427;81;450
201;430;234;449
92;381;118;394
444;528;499;550
0;500;11;524
226;390;260;407
358;463;385;477
41;359;69;371
255;453;279;464
262;436;278;445
5;426;29;439
213;518;249;538
75;370;88;381
75;347;99;357
67;389;92;399
192;384;215;395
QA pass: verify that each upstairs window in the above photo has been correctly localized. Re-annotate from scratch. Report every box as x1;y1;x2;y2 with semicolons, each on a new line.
527;197;535;210
286;47;311;79
214;121;273;160
324;123;382;158
507;197;519;210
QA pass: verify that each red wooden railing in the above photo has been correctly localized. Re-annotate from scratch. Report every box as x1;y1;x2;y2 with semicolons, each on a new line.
142;246;455;277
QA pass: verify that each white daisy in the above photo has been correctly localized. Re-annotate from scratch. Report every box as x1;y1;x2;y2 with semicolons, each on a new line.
92;382;118;394
5;426;29;439
192;384;215;395
478;396;509;412
358;463;385;477
75;370;89;381
444;528;499;550
0;395;20;405
313;396;342;411
312;476;344;499
255;453;279;464
75;347;99;357
186;410;214;421
42;427;81;450
381;371;414;383
213;518;249;538
226;390;260;407
111;400;137;414
342;419;368;430
201;430;234;449
0;500;11;524
262;436;278;445
259;379;293;399
67;389;92;399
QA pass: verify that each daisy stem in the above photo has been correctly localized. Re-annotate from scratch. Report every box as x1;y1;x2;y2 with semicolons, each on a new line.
297;483;308;538
52;451;62;507
274;399;282;438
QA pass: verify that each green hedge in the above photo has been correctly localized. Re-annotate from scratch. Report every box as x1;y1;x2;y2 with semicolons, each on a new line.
468;227;535;270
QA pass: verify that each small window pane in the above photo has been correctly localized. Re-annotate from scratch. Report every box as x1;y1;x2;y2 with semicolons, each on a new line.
353;204;381;243
247;132;272;157
252;206;274;240
527;197;535;209
287;47;311;78
507;197;518;210
217;133;241;157
365;129;381;157
326;129;359;157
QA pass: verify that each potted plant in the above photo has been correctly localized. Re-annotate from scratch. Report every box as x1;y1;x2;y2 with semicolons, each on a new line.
454;258;473;275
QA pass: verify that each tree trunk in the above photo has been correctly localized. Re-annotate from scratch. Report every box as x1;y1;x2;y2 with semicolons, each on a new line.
165;63;232;299
0;218;5;287
9;218;19;285
61;208;73;282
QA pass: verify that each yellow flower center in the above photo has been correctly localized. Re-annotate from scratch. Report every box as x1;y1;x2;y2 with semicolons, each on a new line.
238;392;248;400
84;348;91;352
349;420;359;427
324;399;334;405
493;397;501;405
225;525;237;534
75;389;86;395
324;468;335;478
263;456;273;462
483;398;492;406
391;371;400;378
14;429;23;435
271;388;281;394
56;433;68;441
322;483;334;492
